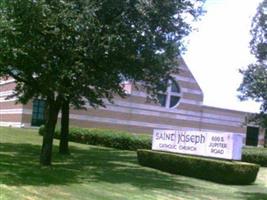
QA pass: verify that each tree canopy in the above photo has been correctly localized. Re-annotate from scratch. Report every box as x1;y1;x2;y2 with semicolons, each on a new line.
238;0;267;128
0;0;205;165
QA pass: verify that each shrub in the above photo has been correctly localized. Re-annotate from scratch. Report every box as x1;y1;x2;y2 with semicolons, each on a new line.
242;146;267;167
38;125;267;166
39;125;152;151
39;125;45;136
137;149;260;185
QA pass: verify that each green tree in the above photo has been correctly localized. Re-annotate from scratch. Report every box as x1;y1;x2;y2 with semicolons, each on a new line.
238;0;267;146
0;0;205;165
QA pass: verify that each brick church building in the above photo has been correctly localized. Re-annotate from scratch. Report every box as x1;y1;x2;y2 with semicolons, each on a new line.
0;58;265;146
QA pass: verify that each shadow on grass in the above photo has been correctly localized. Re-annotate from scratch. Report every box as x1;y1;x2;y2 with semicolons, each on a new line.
241;192;267;200
0;142;196;191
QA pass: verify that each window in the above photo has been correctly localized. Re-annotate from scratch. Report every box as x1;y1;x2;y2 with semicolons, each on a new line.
157;79;181;108
31;99;46;126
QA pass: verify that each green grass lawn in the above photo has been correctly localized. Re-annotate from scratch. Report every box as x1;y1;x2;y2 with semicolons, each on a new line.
0;127;267;200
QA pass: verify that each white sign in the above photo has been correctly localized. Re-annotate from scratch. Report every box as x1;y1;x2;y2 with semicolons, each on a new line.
152;129;243;160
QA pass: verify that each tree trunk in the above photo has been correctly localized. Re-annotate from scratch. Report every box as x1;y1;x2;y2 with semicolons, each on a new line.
59;99;70;155
40;96;61;166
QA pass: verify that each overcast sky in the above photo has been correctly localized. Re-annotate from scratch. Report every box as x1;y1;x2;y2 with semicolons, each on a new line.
183;0;262;113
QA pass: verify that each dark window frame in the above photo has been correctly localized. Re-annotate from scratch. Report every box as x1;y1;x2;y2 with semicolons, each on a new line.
31;99;46;126
157;78;181;109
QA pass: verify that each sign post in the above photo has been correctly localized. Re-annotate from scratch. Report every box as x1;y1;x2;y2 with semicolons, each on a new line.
152;129;243;160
